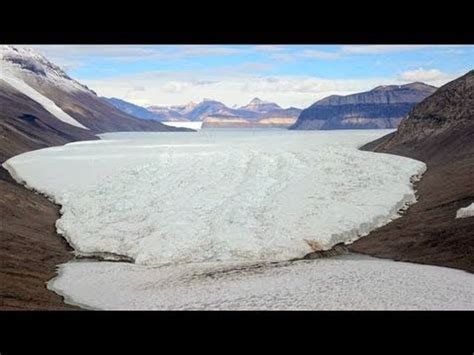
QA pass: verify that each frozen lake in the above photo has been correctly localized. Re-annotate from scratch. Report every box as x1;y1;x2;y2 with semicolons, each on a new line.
6;129;472;310
49;255;474;310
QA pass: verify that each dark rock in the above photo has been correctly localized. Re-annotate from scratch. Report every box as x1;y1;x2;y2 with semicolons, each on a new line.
290;82;437;130
303;243;349;259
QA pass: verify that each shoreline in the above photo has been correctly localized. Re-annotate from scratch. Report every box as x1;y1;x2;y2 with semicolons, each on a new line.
46;264;100;311
0;166;80;310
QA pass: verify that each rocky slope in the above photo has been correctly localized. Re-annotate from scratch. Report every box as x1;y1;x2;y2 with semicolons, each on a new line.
1;46;187;134
0;81;85;309
349;70;474;272
0;80;97;161
290;82;437;130
0;167;79;309
0;46;189;309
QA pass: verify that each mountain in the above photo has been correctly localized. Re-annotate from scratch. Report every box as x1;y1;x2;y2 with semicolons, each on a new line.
145;106;188;121
368;75;473;157
104;97;184;122
0;79;97;162
105;95;301;128
0;46;192;309
0;45;187;160
187;98;301;127
290;82;437;130
95;95;302;128
349;70;474;272
185;99;239;121
240;97;282;112
166;101;198;116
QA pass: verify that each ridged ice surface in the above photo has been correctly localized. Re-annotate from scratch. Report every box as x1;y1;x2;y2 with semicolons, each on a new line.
49;255;474;310
3;129;425;264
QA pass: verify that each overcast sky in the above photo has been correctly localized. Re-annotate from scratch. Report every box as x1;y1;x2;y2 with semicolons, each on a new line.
24;45;474;108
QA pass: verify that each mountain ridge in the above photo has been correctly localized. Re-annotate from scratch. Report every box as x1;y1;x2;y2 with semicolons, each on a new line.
290;82;437;130
113;97;302;128
0;45;190;161
104;97;185;122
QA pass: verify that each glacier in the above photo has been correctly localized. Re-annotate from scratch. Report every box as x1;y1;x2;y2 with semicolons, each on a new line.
3;129;426;265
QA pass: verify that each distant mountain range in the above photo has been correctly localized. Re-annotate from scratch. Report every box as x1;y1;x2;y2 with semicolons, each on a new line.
106;97;303;128
104;97;185;122
106;83;438;130
290;82;437;130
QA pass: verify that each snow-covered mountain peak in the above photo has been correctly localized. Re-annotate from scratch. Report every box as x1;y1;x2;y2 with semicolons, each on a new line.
249;97;264;104
164;101;198;115
241;97;282;112
181;101;198;110
2;45;66;78
0;45;93;94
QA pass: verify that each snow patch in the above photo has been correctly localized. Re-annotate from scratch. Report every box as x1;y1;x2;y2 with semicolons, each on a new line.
456;203;474;219
1;71;89;130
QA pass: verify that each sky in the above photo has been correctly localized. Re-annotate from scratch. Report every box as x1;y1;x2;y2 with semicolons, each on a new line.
26;45;474;108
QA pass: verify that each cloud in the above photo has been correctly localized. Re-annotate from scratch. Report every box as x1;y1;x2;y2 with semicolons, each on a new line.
298;49;341;59
253;45;286;53
81;70;398;109
22;45;247;65
340;45;466;55
18;44;469;108
174;45;244;57
194;80;219;85
259;45;458;62
341;45;428;54
397;68;453;85
161;81;191;93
